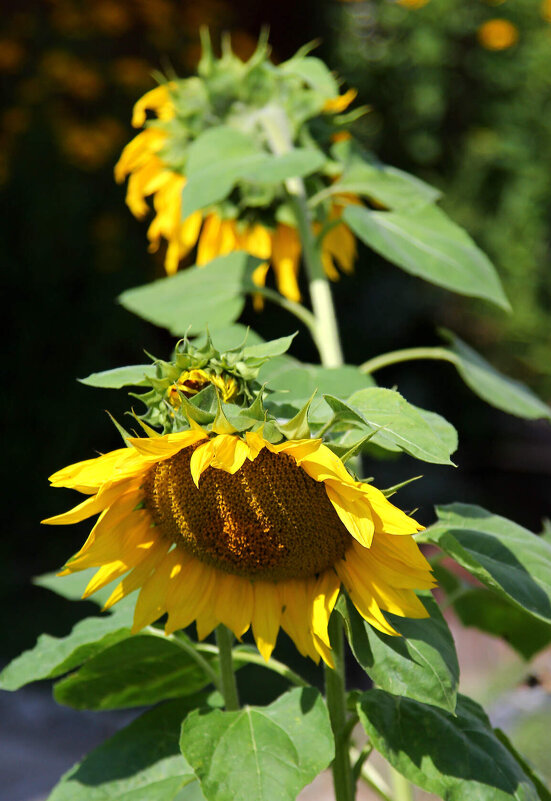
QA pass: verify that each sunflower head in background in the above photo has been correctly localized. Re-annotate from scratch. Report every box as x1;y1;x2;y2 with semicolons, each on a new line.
114;30;365;301
43;338;435;666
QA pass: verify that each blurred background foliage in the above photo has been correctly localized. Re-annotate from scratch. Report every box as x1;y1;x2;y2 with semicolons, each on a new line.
2;0;551;772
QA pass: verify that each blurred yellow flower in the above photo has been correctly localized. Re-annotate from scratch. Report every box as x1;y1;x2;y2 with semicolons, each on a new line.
397;0;431;9
0;39;26;73
478;19;519;50
115;84;358;302
542;0;551;22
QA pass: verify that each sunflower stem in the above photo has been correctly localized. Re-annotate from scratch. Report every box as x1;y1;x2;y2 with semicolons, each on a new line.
326;614;355;801
359;346;458;375
390;767;414;801
215;625;240;711
259;104;343;367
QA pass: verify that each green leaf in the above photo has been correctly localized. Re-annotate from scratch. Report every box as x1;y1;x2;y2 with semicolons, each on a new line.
179;687;334;801
344;204;510;310
53;634;217;710
242;333;296;363
325;388;456;465
281;55;340;96
338;594;458;712
47;699;204;801
442;331;551;421
78;364;157;389
119;252;261;336
193;324;264;351
454;588;551;660
181;127;325;217
358;691;542;801
34;568;112;607
330;161;440;212
259;360;374;423
425;504;551;624
494;729;551;801
0;606;133;691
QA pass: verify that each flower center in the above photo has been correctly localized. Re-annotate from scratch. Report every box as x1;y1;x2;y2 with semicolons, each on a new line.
144;445;350;580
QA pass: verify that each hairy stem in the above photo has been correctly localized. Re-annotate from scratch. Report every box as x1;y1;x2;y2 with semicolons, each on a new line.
360;346;457;375
215;625;240;711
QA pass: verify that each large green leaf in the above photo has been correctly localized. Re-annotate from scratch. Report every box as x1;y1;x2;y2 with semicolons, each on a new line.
324;387;456;465
181;127;324;217
442;331;551;421
344;204;509;309
79;364;158;389
34;568;113;607
48;700;205;801
54;634;217;710
179;687;334;801
358;690;542;800
119;252;261;336
329;162;440;212
424;504;551;623
495;729;551;801
454;588;551;660
0;606;133;691
338;594;458;712
259;360;374;423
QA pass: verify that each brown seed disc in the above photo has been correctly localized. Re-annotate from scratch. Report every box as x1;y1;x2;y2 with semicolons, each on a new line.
143;444;351;580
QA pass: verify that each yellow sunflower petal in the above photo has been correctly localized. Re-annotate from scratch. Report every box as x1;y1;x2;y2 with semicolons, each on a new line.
196;214;223;265
324;482;374;548
252;581;282;662
164;557;216;635
323;88;357;113
189;440;214;487
271;224;301;300
214;573;253;639
281;578;319;661
132;549;180;632
311;569;341;648
103;539;172;610
127;428;207;461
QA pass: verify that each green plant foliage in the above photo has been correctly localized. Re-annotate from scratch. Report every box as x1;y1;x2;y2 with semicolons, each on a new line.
182;126;325;216
344;204;509;309
0;605;133;691
441;331;551;420
179;687;334;801
337;594;458;712
52;634;219;710
358;690;543;800
425;504;551;623
324;388;457;464
119;252;261;336
47;699;206;801
454;588;551;661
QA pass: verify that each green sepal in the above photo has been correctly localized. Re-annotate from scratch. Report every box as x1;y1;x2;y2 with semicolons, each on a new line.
105;411;134;447
276;390;316;440
380;474;423;498
176;391;217;426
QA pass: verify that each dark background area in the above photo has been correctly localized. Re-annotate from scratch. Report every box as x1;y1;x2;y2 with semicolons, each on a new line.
1;0;550;674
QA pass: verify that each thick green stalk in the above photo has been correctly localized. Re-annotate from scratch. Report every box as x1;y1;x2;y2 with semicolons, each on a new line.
326;614;355;801
215;625;240;711
390;767;414;801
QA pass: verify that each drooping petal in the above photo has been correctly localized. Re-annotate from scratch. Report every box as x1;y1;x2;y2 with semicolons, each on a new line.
252;581;282;661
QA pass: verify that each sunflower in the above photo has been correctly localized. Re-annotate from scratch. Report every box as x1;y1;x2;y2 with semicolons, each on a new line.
114;84;358;301
43;426;435;666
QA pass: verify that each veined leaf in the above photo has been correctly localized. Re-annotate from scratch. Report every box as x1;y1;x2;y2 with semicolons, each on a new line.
53;634;218;710
358;691;542;801
182;127;324;217
325;388;456;465
119;252;261;336
0;606;133;691
79;364;157;389
425;504;551;624
47;699;205;801
344;204;509;310
329;161;440;211
338;594;458;712
453;588;551;660
442;331;551;421
179;687;334;801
